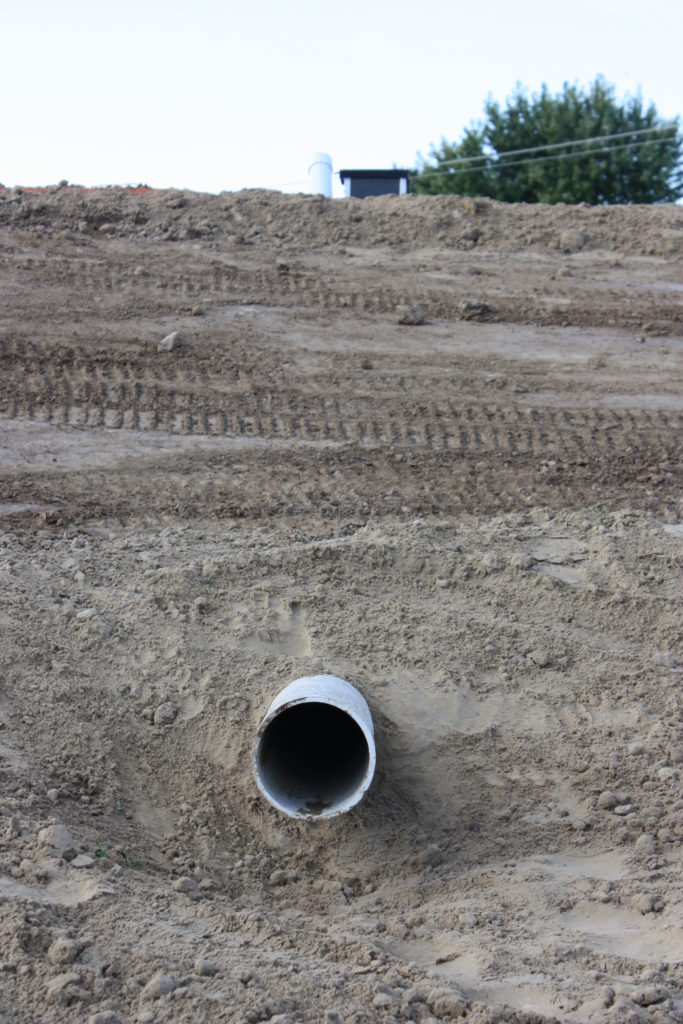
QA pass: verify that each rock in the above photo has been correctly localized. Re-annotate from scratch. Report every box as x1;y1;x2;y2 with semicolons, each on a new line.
47;788;59;804
657;766;676;781
38;823;77;860
48;936;78;965
191;306;203;316
138;1012;155;1023
654;651;676;668
417;844;444;868
559;230;585;253
325;1014;344;1024
46;971;81;1002
99;223;115;234
173;876;197;894
396;304;425;326
141;971;175;1000
194;957;218;976
528;649;551;668
72;854;95;868
158;331;180;353
510;552;533;570
372;992;396;1008
89;1012;122;1024
154;702;178;726
458;298;489;318
613;803;634;816
481;552;504;573
632;985;668;1006
76;608;96;621
360;357;373;370
631;893;655;914
634;834;656;856
427;986;468;1018
597;790;618;810
269;868;288;886
403;987;427;1004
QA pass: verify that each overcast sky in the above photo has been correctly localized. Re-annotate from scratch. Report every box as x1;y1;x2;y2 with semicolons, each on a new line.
2;0;680;197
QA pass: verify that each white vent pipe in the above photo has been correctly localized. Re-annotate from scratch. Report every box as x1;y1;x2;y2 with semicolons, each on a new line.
308;152;333;198
252;675;375;820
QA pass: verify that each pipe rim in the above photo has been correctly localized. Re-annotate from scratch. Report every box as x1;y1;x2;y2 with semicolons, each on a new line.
252;683;376;821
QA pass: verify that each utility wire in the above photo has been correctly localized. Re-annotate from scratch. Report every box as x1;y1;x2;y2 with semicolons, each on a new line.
418;135;677;180
424;125;677;170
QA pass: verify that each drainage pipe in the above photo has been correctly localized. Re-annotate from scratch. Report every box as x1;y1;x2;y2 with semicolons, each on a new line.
252;675;375;820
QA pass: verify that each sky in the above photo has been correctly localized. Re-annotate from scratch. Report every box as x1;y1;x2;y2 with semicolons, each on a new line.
1;0;681;198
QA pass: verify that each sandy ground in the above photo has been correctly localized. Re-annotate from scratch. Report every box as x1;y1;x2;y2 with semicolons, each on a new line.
0;187;681;1024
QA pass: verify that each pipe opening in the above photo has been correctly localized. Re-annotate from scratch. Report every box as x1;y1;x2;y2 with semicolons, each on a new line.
256;701;370;818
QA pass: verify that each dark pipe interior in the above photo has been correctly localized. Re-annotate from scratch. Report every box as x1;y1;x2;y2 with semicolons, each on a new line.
258;702;370;815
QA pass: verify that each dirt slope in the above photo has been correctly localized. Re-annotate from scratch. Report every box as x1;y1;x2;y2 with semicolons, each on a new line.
0;188;681;1024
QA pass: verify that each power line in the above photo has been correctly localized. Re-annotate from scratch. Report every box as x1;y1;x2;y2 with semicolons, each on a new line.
425;125;677;170
418;135;678;180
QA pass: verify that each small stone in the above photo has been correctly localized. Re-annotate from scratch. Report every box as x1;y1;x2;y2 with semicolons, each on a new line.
198;878;215;891
325;1013;344;1024
154;702;178;726
631;985;668;1006
173;876;197;894
137;1012;155;1023
613;804;634;816
396;304;425;326
47;971;81;1001
417;844;444;868
510;552;533;570
654;651;676;668
76;608;96;621
158;331;180;353
458;298;489;318
48;937;78;965
194;957;218;976
427;987;468;1018
47;788;59;803
141;971;175;1000
403;987;427;1004
631;893;655;914
559;230;585;253
372;992;395;1008
360;357;373;370
191;306;203;316
6;815;21;838
597;790;618;810
89;1012;122;1024
628;741;645;756
269;868;288;886
634;834;656;856
38;823;77;860
72;854;95;868
528;649;551;668
99;223;115;234
657;766;676;781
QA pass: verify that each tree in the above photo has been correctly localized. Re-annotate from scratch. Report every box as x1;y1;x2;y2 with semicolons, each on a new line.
412;78;682;204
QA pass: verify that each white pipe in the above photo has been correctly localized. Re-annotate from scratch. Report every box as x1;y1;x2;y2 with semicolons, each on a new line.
308;152;333;198
252;675;375;820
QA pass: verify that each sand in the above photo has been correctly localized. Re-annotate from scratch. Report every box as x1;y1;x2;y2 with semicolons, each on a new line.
0;186;681;1023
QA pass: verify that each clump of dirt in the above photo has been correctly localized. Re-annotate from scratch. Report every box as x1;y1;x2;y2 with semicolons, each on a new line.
0;188;681;1022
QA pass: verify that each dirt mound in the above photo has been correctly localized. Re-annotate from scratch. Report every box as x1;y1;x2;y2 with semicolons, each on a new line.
0;189;681;1022
1;185;681;258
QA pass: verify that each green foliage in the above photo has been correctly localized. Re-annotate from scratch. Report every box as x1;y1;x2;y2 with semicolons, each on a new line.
413;78;682;204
